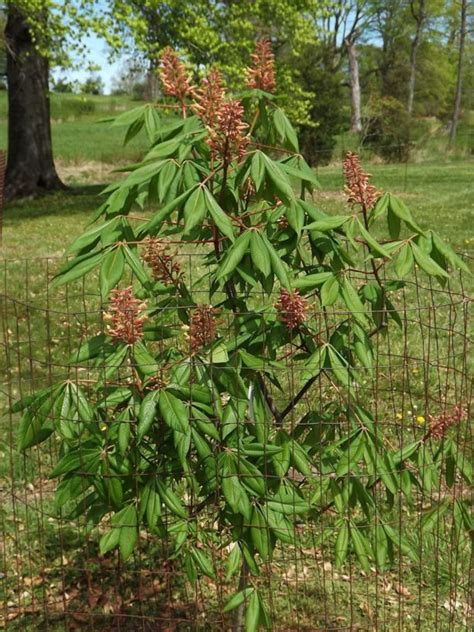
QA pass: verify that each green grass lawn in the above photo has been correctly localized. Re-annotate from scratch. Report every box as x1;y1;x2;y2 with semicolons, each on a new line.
0;90;471;257
2;160;473;262
0;92;149;165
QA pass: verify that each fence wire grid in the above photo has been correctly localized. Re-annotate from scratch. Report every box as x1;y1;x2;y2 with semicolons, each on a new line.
0;253;472;631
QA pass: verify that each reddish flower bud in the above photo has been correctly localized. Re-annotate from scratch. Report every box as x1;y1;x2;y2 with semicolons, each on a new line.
207;99;249;163
187;305;218;352
142;237;182;285
275;289;308;331
192;68;226;128
343;152;381;210
429;404;466;440
159;47;196;103
246;39;276;93
104;287;148;345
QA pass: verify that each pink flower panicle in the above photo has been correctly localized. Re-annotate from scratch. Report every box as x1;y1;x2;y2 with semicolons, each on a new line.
187;305;218;352
207;99;249;163
192;70;248;163
104;287;148;345
142;237;182;285
246;39;276;93
429;404;466;440
275;289;308;330
159;47;196;103
343;152;381;210
192;68;226;128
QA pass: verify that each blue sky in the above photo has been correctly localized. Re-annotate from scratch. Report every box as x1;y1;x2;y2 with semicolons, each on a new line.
52;32;123;94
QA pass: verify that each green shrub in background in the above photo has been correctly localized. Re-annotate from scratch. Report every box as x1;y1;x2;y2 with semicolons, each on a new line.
50;93;97;119
294;44;346;166
363;96;412;162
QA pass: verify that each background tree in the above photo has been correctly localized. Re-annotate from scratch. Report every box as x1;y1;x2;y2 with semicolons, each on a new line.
345;32;363;132
449;0;469;143
81;73;104;95
369;0;409;98
316;1;376;133
3;0;96;198
295;42;346;164
111;61;147;99
51;76;76;93
5;1;64;199
407;0;427;114
102;0;319;120
0;7;6;79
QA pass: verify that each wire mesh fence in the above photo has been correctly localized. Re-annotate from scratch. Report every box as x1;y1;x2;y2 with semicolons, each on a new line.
0;253;472;631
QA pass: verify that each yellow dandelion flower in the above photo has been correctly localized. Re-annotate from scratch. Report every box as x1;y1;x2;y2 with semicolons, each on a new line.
396;412;403;420
416;415;425;425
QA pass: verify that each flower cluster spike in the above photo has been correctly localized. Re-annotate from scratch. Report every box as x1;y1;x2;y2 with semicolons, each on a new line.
343;151;381;210
103;287;148;345
428;404;465;440
186;305;218;352
142;237;182;285
246;38;276;93
207;99;249;163
275;289;308;330
159;47;196;104
192;68;226;128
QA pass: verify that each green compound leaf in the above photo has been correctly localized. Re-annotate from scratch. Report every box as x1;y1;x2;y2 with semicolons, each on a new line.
100;246;124;300
159;390;190;433
183;186;207;234
216;231;251;281
335;524;349;568
411;241;449;279
204;188;235;242
245;589;261;632
250;231;271;278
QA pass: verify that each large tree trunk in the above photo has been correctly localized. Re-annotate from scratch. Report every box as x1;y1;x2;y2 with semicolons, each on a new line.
449;0;467;145
407;0;426;115
345;37;362;134
5;5;64;200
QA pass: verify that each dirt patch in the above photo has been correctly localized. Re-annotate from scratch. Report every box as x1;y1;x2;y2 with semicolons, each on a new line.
56;161;127;185
313;190;345;201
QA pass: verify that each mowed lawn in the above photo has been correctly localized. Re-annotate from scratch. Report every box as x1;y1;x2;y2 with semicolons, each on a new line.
0;91;472;262
2;161;473;265
0;92;149;164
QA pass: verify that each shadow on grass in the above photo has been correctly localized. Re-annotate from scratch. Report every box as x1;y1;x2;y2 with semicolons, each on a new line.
4;185;106;223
